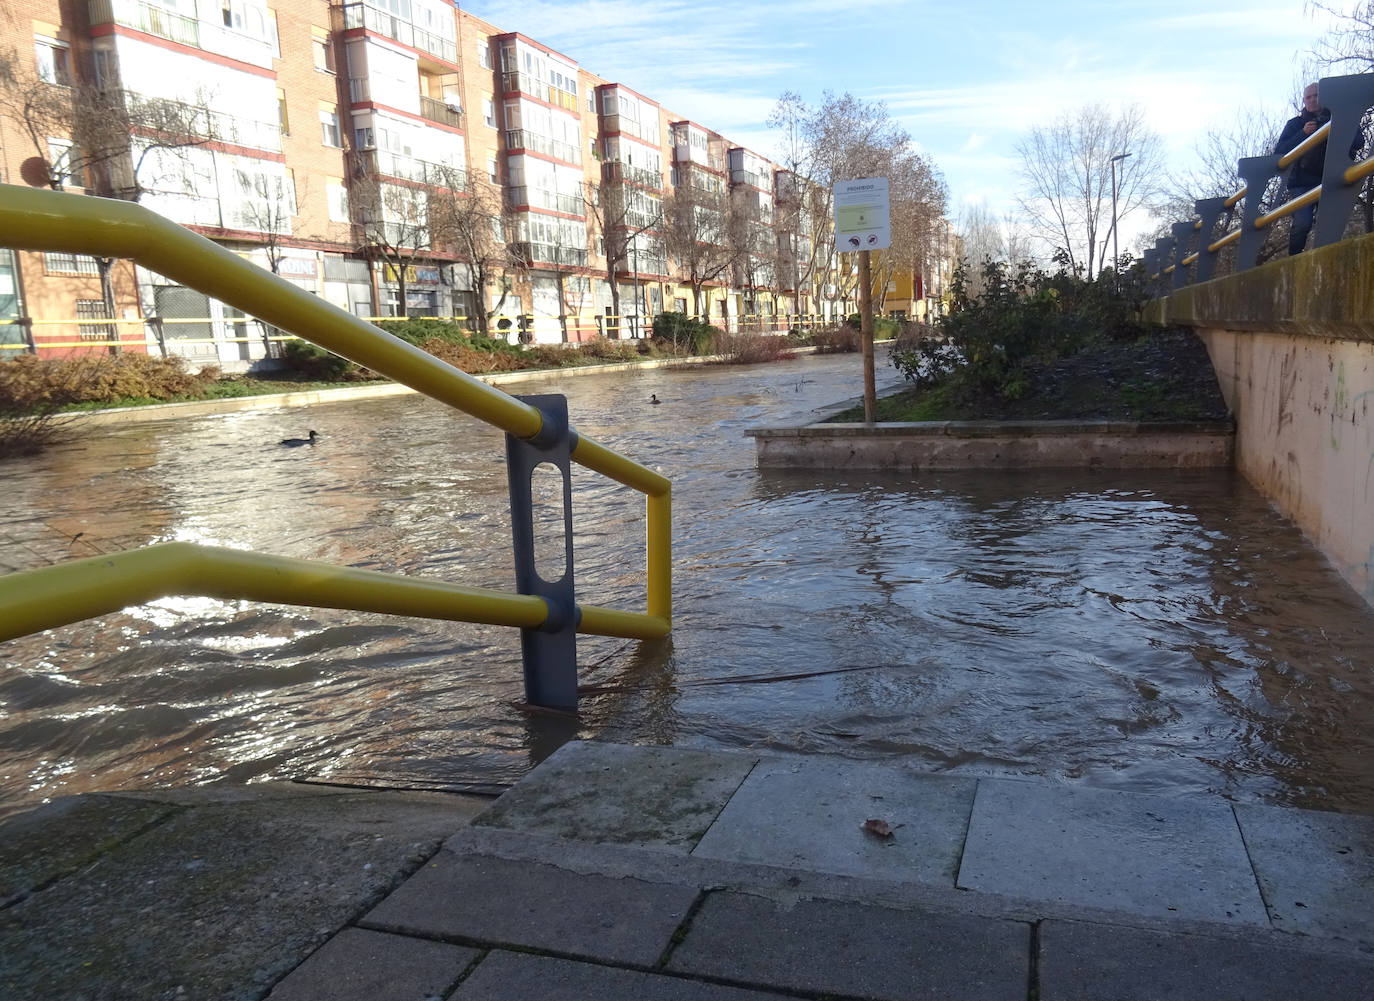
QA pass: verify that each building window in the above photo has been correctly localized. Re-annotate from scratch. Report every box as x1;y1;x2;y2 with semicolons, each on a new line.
486;157;499;184
587;93;594;112
93;48;118;90
277;90;289;136
76;299;113;342
45;253;100;276
311;30;334;72
46;138;82;188
327;181;350;223
478;42;491;69
483;99;495;129
319;107;340;147
34;37;71;86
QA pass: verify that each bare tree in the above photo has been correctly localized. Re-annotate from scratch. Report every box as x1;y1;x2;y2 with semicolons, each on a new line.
428;175;520;337
661;173;738;318
0;43;224;336
1015;103;1166;275
352;157;458;318
768;90;947;319
957;201;1006;299
1149;106;1286;270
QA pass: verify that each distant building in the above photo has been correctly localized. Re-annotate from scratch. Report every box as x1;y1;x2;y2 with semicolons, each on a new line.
0;0;954;365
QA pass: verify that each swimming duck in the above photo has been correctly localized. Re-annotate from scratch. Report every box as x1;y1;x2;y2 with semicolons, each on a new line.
280;430;318;447
649;394;662;405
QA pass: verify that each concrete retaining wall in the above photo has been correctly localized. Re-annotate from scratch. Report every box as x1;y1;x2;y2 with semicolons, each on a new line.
1144;231;1374;607
748;421;1234;471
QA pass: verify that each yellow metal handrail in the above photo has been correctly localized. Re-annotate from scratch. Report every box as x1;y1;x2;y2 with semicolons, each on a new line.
0;184;670;645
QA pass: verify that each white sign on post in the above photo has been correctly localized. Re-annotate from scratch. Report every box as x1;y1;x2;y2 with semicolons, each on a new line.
833;177;890;251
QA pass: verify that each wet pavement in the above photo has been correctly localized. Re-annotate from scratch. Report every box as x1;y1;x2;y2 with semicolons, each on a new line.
4;740;1373;1000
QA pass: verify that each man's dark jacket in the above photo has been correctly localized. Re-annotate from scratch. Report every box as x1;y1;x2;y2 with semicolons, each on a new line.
1274;107;1363;190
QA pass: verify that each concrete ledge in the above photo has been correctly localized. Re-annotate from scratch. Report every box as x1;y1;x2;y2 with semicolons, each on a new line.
748;419;1235;470
1141;229;1374;342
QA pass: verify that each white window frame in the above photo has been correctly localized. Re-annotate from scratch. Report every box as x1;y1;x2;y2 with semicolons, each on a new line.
319;108;341;147
34;36;71;86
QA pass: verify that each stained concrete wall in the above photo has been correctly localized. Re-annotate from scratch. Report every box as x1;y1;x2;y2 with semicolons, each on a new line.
1143;231;1374;607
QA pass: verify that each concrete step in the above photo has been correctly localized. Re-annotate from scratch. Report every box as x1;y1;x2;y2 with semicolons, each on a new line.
265;741;1374;1001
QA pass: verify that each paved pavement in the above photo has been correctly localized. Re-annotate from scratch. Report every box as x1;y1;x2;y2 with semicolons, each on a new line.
4;740;1374;1000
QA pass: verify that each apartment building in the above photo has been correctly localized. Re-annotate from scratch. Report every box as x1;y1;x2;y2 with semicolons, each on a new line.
1;0;919;366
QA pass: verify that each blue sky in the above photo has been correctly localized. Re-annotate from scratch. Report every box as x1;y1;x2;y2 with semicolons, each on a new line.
461;0;1340;250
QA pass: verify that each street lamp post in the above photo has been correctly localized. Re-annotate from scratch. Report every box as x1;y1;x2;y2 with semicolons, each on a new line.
1110;152;1132;286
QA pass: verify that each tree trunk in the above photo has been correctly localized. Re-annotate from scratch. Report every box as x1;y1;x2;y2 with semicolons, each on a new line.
97;257;120;355
608;266;622;338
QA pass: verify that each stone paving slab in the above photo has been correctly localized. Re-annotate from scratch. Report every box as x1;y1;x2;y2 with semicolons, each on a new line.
0;793;171;907
666;889;1030;1001
265;927;479;1001
471;741;758;852
1038;918;1374;1000
957;779;1267;925
0;789;482;1001
451;951;801;1001
361;852;699;966
692;755;975;883
1234;802;1374;942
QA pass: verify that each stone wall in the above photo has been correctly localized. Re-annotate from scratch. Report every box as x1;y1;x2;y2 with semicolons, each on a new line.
1143;231;1374;607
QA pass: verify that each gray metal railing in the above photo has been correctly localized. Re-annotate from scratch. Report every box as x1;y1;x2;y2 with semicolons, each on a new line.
1145;72;1374;291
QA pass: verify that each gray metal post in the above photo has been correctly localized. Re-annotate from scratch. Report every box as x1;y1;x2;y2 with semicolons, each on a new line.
1152;237;1174;296
1313;73;1374;248
1235;155;1281;271
504;394;580;711
1192;197;1230;284
1142;248;1158;278
1170;222;1194;291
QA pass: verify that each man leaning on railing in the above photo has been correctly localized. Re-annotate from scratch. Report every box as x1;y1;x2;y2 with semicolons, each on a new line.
1274;81;1365;256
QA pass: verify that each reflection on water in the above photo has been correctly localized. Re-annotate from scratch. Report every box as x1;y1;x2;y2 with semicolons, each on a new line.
3;354;1374;818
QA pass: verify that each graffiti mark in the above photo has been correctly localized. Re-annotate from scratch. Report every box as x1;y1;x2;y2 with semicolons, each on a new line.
1277;348;1299;435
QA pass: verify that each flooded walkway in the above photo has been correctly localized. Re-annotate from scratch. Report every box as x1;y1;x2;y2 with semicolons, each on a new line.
2;352;1373;815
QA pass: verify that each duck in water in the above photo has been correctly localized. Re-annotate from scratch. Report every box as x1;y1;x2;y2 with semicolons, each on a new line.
649;394;662;405
280;430;318;447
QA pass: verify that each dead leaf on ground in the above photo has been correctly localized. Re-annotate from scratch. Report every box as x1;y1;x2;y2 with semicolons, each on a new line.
861;818;894;839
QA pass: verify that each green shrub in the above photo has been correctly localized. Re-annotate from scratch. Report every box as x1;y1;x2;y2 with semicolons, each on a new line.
652;311;718;355
374;317;470;345
282;339;353;380
890;257;1147;400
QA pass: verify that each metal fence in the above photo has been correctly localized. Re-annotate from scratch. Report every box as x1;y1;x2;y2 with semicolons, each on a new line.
1145;73;1374;290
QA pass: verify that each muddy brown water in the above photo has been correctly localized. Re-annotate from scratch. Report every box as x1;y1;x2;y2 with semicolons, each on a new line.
3;352;1373;819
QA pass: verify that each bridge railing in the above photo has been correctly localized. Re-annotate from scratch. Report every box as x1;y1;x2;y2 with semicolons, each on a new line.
1145;73;1374;291
0;184;672;711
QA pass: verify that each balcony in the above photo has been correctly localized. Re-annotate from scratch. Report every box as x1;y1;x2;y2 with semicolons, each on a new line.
419;95;464;130
505;129;580;165
731;168;769;191
509;241;587;267
508;186;584;216
340;2;457;65
501;72;578;112
601;160;662;190
90;0;199;48
123;92;281;153
358;149;465;189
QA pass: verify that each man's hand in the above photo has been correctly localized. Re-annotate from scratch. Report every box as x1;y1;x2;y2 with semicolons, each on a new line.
1304;121;1318;136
